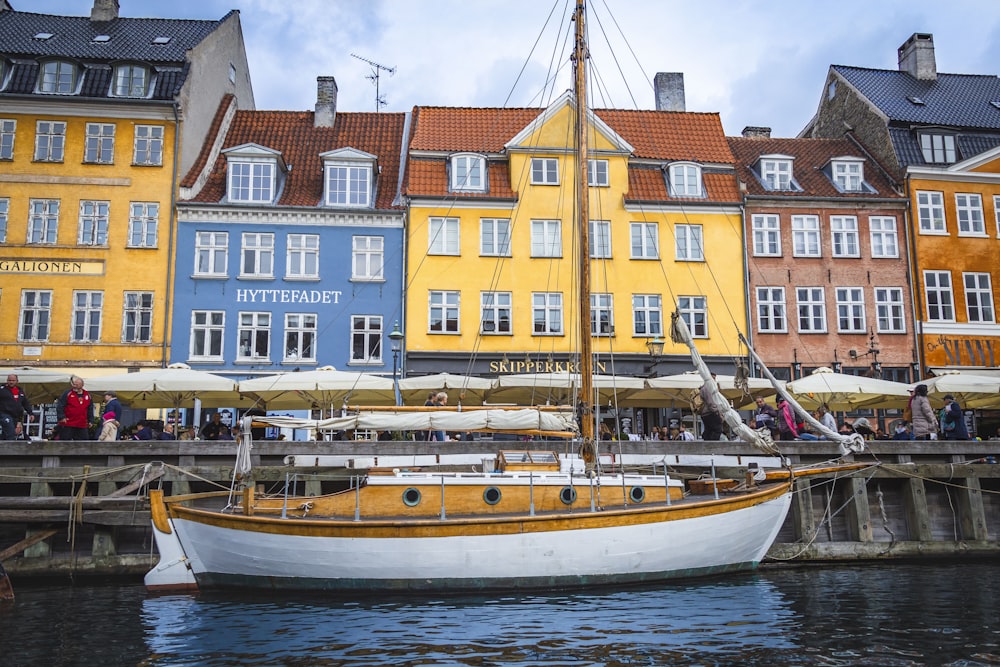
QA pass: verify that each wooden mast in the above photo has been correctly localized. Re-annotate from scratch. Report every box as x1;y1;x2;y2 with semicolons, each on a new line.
572;2;596;470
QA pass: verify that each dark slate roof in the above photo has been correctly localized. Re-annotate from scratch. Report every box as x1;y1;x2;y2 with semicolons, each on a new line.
834;65;1000;129
887;126;1000;169
0;10;232;63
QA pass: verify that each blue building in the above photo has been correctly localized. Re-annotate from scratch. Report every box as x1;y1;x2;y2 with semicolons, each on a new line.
173;78;407;392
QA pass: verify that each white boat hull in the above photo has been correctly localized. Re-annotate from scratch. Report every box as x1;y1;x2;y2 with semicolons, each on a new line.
160;490;791;591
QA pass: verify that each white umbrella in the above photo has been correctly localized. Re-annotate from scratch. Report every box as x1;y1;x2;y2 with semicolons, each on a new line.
237;366;396;410
784;367;911;410
914;372;1000;409
487;372;644;406
397;373;495;406
622;371;781;408
84;363;251;411
0;367;77;404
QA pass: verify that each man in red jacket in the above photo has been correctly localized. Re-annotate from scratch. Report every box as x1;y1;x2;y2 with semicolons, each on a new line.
56;375;94;440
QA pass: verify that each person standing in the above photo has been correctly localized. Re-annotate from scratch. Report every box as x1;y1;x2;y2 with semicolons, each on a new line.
775;396;799;440
200;413;226;440
102;391;123;422
56;375;94;441
433;392;448;442
910;384;938;441
0;374;33;440
98;412;119;441
699;374;724;440
941;394;969;440
752;397;778;437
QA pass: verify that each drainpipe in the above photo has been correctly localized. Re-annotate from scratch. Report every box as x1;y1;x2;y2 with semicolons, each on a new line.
161;102;181;368
902;178;923;380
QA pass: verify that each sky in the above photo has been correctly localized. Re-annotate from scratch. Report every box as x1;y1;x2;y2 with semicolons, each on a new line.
20;0;1000;137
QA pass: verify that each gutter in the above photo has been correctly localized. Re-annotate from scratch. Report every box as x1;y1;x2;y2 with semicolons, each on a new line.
161;102;181;368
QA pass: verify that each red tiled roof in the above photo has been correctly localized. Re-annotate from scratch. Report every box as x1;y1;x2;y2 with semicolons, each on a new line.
596;110;734;163
188;110;407;209
727;136;903;199
406;159;516;200
408;107;542;153
625;168;741;203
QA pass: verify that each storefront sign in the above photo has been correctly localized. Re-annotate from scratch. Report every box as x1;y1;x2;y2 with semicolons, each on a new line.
236;289;343;304
488;359;608;374
924;334;997;368
0;259;104;275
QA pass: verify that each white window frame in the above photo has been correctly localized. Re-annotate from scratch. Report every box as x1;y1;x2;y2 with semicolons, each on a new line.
532;292;563;335
429;290;460;334
630;222;659;259
78;200;109;246
0;119;16;160
994;195;1000;237
668;162;702;197
916;191;946;234
27;199;59;244
591;292;614;336
481;291;512;335
964;272;995;324
830;216;860;258
34;120;65;162
228;160;275;203
84;122;115;164
429;217;460;255
869;216;899;258
113;64;148;98
480;218;511;257
590;220;611;258
19;290;52;342
531;158;559;185
835;287;866;333
38;60;76;94
451;154;485;192
874;287;906;333
237;311;271;362
71;290;103;342
752;214;781;256
286;234;319;279
284;313;317;363
675;224;704;261
122;291;154;343
760;158;793;191
678;296;707;338
919;133;956;164
190;310;225;361
756;287;787;333
194;231;228;277
955;193;986;236
632;294;663;337
325;162;372;207
350;315;383;364
832;160;864;191
530;220;562;258
588;159;609;187
791;215;821;257
240;232;274;278
0;197;8;243
796;287;827;333
352;235;384;281
127;202;159;248
133;125;163;166
923;271;954;322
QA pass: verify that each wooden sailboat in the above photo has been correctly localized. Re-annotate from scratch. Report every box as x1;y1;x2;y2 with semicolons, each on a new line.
144;3;865;593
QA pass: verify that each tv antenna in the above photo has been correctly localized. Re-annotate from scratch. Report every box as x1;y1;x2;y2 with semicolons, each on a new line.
351;53;395;111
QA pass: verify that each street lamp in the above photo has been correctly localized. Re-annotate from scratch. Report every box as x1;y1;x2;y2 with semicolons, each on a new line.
643;336;665;376
388;320;404;381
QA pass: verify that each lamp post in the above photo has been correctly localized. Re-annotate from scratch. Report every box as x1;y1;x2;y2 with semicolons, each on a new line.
644;336;665;376
388;321;404;380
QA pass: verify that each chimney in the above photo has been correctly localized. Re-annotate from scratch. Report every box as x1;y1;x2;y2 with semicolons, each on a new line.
741;126;772;139
315;76;338;128
898;33;937;80
90;0;120;22
654;72;685;112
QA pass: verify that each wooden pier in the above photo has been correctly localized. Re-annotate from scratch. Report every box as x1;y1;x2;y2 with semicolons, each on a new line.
0;439;997;579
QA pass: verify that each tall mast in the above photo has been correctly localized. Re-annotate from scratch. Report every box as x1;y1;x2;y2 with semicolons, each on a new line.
572;2;596;469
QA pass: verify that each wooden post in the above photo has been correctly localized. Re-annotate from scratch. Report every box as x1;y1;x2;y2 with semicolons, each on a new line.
846;477;873;543
958;477;988;542
792;477;816;544
26;480;53;558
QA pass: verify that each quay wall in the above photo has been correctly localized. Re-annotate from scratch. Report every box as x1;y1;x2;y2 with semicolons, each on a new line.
0;439;997;579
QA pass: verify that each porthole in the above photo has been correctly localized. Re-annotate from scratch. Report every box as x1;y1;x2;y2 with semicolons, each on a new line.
629;486;646;504
560;486;577;505
483;486;502;505
402;487;422;507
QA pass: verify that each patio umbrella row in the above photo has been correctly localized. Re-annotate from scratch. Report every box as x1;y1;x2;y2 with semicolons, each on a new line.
2;365;998;411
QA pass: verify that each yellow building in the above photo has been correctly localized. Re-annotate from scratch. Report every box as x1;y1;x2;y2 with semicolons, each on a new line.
402;91;747;381
0;2;253;373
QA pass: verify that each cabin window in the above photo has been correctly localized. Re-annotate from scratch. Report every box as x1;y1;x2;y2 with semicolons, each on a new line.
791;215;821;257
629;487;646;503
675;224;703;261
19;290;52;342
122;291;154;343
955;193;985;235
532;292;563;335
38;60;77;94
77;200;110;245
632;294;662;337
835;287;866;333
560;486;577;504
429;290;460;333
591;293;614;336
964;273;995;324
128;202;159;248
874;288;905;333
923;271;954;322
352;235;384;281
34;120;66;162
481;291;512;335
287;234;319;279
480;218;511;256
869;217;898;258
113;64;150;97
795;287;827;333
668;162;702;197
402;488;422;507
237;311;271;362
916;191;946;234
0;119;16;160
483;487;502;505
27;199;59;244
451;154;485;191
830;216;859;257
752;214;781;256
531;157;559;185
284;313;317;363
590;220;611;258
756;287;787;333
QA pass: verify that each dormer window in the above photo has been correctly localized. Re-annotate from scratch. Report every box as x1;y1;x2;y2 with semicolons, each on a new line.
38;60;77;94
223;144;286;205
828;157;866;192
919;132;956;164
451;153;485;192
758;155;798;191
322;147;375;207
668;162;703;197
113;64;150;98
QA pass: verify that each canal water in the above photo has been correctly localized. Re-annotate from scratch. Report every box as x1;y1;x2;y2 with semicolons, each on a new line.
1;562;997;666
